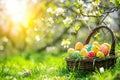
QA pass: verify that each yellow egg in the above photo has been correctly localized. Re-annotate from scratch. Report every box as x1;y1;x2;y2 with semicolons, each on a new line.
93;41;100;48
91;45;99;53
67;48;74;54
96;51;105;58
81;48;88;57
103;43;111;52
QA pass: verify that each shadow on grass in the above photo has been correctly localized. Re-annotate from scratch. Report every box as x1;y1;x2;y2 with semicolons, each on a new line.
57;65;92;79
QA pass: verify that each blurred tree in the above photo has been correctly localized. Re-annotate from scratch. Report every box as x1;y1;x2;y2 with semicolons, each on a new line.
0;0;120;55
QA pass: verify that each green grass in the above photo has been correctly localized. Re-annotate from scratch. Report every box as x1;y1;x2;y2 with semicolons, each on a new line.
0;43;120;80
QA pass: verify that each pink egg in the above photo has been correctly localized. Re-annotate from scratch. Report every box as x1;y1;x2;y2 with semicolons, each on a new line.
100;45;108;56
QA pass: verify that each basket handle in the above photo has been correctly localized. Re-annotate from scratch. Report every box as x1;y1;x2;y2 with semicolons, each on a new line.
85;26;115;56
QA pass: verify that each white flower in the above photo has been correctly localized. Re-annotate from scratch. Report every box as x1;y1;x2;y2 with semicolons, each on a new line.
46;8;53;14
63;17;72;25
78;0;84;5
61;39;70;48
18;72;24;75
99;67;104;73
55;8;64;16
48;17;54;24
60;0;64;3
87;4;93;10
83;17;88;21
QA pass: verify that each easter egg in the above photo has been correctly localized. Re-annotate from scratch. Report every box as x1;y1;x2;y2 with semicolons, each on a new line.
81;48;88;57
67;48;74;54
100;45;108;56
103;43;111;52
93;41;100;48
96;51;105;58
86;51;96;58
87;45;92;52
91;45;99;54
72;51;81;58
75;42;84;50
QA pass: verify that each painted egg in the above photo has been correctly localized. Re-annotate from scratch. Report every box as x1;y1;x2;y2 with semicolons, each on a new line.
67;48;74;54
100;45;108;56
81;48;88;57
75;42;84;50
103;43;111;52
86;51;96;58
87;44;92;52
72;51;81;58
96;51;105;58
91;45;99;54
92;41;100;48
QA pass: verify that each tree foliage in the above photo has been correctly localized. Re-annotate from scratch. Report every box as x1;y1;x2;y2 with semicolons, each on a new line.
0;0;120;54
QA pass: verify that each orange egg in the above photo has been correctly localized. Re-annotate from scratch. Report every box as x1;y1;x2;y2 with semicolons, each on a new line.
75;42;84;50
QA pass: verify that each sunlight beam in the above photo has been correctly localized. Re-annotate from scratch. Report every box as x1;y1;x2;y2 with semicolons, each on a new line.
4;0;32;27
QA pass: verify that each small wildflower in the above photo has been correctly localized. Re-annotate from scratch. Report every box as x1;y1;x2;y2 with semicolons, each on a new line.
18;72;24;76
55;7;64;16
63;17;72;25
61;39;70;48
99;67;104;73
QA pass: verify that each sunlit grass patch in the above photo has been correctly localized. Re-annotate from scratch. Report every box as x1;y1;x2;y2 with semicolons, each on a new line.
0;43;120;80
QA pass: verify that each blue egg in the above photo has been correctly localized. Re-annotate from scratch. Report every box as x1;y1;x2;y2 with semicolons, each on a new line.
87;45;92;52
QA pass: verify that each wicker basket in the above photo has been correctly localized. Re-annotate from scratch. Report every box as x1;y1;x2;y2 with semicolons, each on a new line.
66;26;117;72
